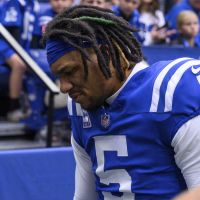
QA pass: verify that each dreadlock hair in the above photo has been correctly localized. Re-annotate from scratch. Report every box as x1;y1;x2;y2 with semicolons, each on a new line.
43;5;143;81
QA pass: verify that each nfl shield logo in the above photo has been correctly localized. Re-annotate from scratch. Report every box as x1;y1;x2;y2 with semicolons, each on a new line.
101;113;110;128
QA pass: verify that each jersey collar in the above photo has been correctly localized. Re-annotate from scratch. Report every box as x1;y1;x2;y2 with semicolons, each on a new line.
106;61;149;105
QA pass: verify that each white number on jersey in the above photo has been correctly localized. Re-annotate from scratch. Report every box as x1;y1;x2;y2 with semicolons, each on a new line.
94;135;135;199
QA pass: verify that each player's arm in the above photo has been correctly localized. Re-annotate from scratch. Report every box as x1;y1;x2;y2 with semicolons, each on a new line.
71;136;97;200
173;187;200;200
172;115;200;188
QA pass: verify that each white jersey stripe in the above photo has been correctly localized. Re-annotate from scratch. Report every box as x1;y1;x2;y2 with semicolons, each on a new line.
131;61;149;76
107;61;149;105
76;103;83;116
164;60;200;112
150;57;192;112
67;95;73;115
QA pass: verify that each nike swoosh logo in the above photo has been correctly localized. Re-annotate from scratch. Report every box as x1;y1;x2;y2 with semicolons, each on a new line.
191;66;200;74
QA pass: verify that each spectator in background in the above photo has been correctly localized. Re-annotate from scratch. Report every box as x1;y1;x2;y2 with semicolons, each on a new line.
139;0;165;28
2;0;39;50
166;0;200;30
104;0;113;9
138;0;165;45
0;0;39;121
164;0;182;14
112;0;144;43
138;0;176;45
81;0;106;8
25;0;73;132
112;0;118;6
0;40;27;122
32;0;73;48
172;11;200;47
81;0;117;9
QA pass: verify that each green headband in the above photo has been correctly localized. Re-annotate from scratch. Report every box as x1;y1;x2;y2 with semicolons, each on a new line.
75;16;117;26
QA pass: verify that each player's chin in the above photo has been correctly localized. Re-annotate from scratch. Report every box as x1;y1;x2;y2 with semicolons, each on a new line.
78;99;100;111
73;95;102;110
73;96;89;108
79;102;97;111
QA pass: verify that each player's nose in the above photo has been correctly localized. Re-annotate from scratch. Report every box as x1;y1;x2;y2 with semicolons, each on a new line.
59;79;73;93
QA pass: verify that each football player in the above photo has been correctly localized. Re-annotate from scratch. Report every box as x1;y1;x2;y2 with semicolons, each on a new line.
32;0;73;48
173;187;200;200
43;6;200;199
112;0;145;43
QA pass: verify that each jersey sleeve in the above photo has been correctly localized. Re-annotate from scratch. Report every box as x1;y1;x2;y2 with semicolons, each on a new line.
171;115;200;188
169;59;200;135
71;136;97;200
168;60;200;188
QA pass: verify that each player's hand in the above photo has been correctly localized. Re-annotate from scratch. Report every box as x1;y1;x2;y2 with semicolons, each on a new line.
151;27;176;42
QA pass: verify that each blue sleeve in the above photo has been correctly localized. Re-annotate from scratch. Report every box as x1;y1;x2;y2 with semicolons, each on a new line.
171;62;200;135
1;0;22;27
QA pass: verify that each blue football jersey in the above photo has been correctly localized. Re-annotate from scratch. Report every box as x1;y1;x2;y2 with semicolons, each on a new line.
1;0;39;49
33;7;56;37
112;6;145;44
69;58;200;199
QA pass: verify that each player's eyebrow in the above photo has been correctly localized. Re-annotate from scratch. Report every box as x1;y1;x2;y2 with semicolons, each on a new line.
53;64;75;76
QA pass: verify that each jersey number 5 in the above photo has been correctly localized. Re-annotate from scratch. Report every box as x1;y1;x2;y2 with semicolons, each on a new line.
94;135;135;199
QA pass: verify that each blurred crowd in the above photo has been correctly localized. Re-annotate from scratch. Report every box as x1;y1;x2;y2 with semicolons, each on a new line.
0;0;200;134
30;0;200;48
